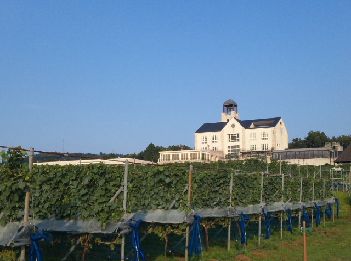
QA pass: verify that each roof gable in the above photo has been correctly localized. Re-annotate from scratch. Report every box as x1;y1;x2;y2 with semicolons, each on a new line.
239;117;281;129
195;122;227;133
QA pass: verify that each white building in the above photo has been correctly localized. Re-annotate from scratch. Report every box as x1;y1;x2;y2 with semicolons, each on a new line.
159;99;288;164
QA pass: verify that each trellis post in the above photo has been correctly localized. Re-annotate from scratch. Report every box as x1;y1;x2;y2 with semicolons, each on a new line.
258;172;264;246
280;178;284;239
303;221;308;261
323;179;326;227
298;176;303;228
227;172;234;251
311;172;315;229
19;147;34;261
185;165;193;261
121;160;129;261
280;156;284;239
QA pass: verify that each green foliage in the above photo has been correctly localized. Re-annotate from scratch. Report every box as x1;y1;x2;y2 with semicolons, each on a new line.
132;143;192;162
289;130;351;149
0;160;336;226
0;147;26;173
128;165;188;211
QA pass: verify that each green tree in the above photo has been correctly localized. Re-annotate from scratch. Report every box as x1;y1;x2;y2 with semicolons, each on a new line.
289;138;307;149
1;147;26;173
331;135;351;149
305;131;330;148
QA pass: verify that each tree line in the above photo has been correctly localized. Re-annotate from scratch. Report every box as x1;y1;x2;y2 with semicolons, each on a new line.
289;131;351;149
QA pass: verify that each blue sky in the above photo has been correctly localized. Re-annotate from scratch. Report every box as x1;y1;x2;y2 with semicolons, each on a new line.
1;1;350;154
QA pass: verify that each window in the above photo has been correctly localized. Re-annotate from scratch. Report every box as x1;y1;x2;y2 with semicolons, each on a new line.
201;153;207;160
262;144;269;151
190;153;198;160
163;154;170;161
228;133;240;142
250;132;256;141
250;145;256;151
261;132;268;140
212;135;217;143
202;136;207;144
181;153;189;160
228;145;240;155
172;154;179;161
212;147;217;151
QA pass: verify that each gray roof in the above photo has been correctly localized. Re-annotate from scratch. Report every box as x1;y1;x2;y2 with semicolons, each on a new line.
223;99;237;106
195;122;227;133
239;117;281;129
195;117;282;133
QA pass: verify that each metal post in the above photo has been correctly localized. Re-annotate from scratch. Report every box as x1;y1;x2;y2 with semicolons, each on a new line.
298;177;303;228
121;160;129;261
20;148;34;261
185;165;193;261
258;172;264;246
323;179;326;227
311;173;316;228
280;173;284;240
228;172;234;251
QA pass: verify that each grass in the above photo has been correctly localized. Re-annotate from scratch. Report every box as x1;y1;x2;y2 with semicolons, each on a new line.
155;192;351;261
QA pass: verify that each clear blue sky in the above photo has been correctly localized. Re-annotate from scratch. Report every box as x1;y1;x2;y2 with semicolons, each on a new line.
1;1;350;154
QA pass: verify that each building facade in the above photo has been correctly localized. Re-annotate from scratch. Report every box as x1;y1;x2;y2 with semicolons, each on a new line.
158;99;289;164
194;99;288;159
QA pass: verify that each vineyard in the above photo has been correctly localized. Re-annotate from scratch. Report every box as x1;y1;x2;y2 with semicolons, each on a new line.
0;159;348;260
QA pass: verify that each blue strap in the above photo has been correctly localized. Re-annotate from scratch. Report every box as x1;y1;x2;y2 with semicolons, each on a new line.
325;203;333;219
335;198;340;218
30;230;51;261
263;210;271;239
286;209;293;233
189;215;202;256
302;207;310;227
130;220;145;261
314;203;321;227
239;213;250;245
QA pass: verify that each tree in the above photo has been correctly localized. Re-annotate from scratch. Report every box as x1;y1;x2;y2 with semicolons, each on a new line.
141;143;162;162
289;131;351;149
289;138;307;149
1;147;26;172
330;135;351;149
305;131;329;148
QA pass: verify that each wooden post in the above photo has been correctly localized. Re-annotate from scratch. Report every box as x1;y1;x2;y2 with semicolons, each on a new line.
280;174;284;240
280;157;284;240
185;165;193;261
303;221;308;261
121;160;129;261
227;172;234;251
298;177;303;228
323;179;326;227
311;174;315;229
19;148;34;261
332;203;335;223
258;172;264;246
